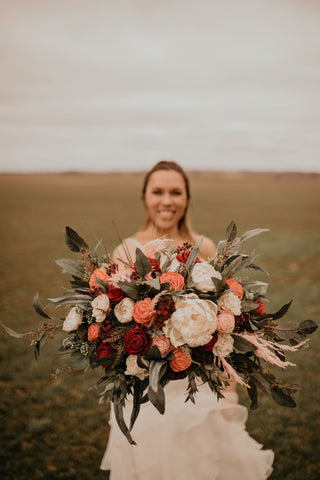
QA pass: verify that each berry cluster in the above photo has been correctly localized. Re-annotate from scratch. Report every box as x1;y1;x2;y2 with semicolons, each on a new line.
153;295;176;327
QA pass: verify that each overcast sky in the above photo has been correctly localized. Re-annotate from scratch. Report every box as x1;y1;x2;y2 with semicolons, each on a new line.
0;0;319;173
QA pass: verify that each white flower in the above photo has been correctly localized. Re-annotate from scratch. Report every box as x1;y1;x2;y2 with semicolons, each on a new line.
217;292;241;316
63;307;83;332
166;257;181;273
114;297;135;323
191;263;222;292
212;333;234;357
125;355;149;380
91;294;110;322
163;293;218;348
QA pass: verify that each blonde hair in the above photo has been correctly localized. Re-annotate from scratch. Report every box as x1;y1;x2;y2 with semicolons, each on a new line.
140;160;193;238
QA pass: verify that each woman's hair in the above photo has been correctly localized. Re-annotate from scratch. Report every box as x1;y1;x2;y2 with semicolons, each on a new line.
141;160;192;237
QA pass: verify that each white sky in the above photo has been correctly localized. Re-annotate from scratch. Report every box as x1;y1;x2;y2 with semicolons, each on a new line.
0;0;319;172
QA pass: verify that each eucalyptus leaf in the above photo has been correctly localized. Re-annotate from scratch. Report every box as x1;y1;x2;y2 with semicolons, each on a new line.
32;292;51;319
144;345;163;362
0;320;31;338
130;380;144;430
271;386;296;408
225;221;237;241
148;384;165;414
250;372;271;397
69;351;90;370
113;396;137;445
48;294;91;306
64;226;89;252
135;248;152;279
55;258;84;278
117;281;140;300
149;360;167;393
297;319;318;335
240;228;269;242
248;381;258;410
185;235;203;271
95;277;109;294
274;321;299;340
232;334;257;353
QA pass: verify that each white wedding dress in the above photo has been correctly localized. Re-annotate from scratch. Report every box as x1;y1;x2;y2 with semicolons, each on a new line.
100;238;274;479
100;378;274;479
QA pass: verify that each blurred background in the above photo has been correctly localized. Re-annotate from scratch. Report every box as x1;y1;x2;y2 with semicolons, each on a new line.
0;0;319;173
0;1;319;479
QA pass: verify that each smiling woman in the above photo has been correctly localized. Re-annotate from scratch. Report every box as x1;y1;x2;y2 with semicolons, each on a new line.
113;160;216;262
102;161;274;479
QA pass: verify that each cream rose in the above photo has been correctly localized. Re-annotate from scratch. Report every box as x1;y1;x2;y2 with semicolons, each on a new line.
91;294;110;322
217;292;241;316
63;307;83;332
212;333;234;357
191;263;222;292
114;297;135;323
216;312;235;334
125;354;149;380
163;294;218;348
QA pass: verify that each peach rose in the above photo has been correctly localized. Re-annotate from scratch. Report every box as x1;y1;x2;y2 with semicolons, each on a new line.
89;268;109;290
151;336;174;357
170;347;192;372
159;272;185;291
142;239;172;258
133;298;153;326
87;323;100;342
216;312;235;334
226;278;243;299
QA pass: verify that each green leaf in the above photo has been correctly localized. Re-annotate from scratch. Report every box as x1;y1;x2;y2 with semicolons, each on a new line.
95;277;109;294
148;384;165;415
117;281;140;300
250;373;271;397
144;345;163;362
297;319;318;335
274;321;299;340
32;292;51;319
64;226;89;252
55;258;84;278
240;228;269;242
271;386;296;408
272;300;293;320
130;380;143;431
135;248;152;279
225;221;237;241
149;360;167;393
69;351;90;370
248;380;258;410
48;294;91;306
113;395;136;445
232;334;257;353
185;235;203;271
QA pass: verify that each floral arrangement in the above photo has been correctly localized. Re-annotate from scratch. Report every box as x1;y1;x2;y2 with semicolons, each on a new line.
4;222;317;444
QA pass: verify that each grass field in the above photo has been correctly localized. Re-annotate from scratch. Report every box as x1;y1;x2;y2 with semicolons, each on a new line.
0;171;319;480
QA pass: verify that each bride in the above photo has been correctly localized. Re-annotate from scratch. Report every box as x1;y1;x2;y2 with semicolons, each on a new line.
100;160;274;479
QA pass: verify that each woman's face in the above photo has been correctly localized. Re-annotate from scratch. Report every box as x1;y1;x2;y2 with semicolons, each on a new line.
143;169;188;233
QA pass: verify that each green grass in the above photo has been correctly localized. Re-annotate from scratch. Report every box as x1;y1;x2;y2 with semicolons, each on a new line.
0;172;319;480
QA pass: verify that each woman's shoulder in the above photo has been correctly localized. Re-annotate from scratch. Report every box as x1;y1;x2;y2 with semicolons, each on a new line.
112;235;144;262
192;234;216;261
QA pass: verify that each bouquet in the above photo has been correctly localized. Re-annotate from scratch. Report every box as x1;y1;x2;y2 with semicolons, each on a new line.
3;222;317;445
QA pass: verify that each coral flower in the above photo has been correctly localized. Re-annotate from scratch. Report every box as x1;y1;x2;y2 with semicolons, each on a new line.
160;272;185;291
226;278;243;299
89;268;109;290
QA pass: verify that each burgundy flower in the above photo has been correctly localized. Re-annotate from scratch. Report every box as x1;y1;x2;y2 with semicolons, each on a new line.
176;251;202;265
124;326;151;355
96;343;115;368
165;366;188;380
200;331;218;351
107;284;125;304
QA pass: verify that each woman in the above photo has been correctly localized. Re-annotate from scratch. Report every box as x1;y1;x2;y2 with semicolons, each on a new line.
100;161;274;479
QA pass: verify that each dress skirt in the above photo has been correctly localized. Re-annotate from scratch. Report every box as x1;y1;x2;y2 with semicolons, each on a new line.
100;379;274;480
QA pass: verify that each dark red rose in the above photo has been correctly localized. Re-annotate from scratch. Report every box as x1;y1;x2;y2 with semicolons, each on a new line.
96;342;115;368
176;251;202;264
124;326;151;355
200;331;218;351
133;257;162;279
107;284;125;304
165;366;188;380
254;299;266;315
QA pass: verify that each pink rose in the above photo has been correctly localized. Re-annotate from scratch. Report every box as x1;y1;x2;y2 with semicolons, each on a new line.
216;312;235;334
151;336;174;357
142;239;172;258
